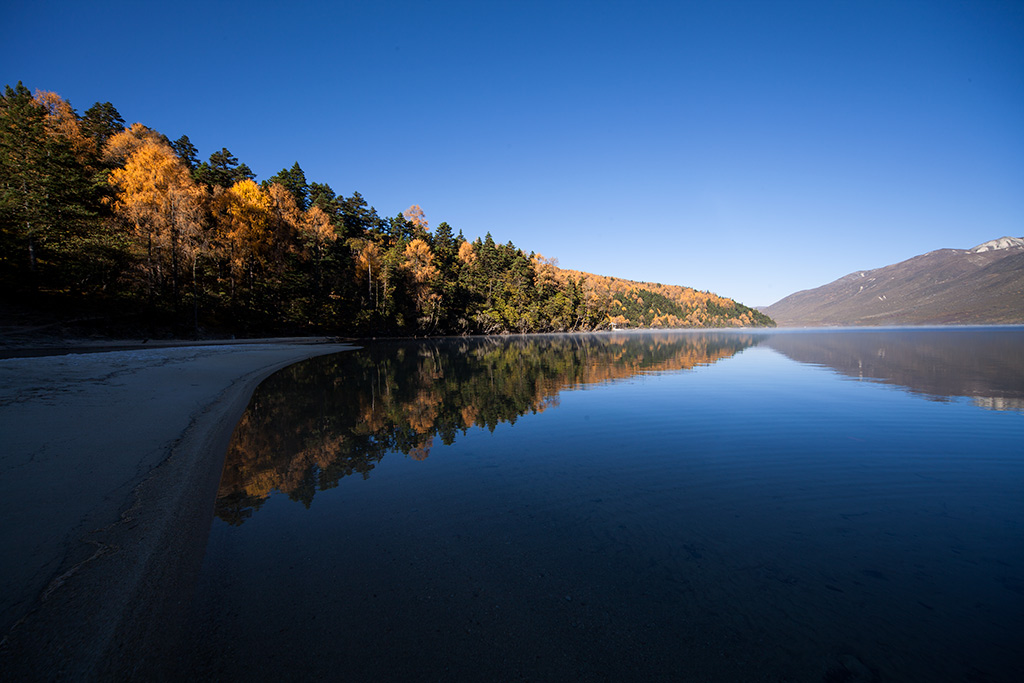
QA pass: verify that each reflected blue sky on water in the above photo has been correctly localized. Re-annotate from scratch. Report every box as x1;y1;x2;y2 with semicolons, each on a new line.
184;329;1024;682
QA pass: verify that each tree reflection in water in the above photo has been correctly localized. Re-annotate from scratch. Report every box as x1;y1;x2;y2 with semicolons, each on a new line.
215;332;761;524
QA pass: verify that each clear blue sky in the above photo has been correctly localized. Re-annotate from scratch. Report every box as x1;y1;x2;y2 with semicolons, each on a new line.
3;0;1022;306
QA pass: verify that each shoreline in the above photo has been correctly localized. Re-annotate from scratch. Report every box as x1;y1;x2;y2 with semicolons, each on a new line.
0;335;358;359
0;340;357;679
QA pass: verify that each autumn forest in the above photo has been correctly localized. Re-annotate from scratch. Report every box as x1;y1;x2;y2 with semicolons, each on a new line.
0;83;774;337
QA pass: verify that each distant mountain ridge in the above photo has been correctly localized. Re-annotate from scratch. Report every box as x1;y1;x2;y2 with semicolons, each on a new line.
761;236;1024;326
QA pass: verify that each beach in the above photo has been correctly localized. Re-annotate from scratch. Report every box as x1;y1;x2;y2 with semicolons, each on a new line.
0;339;356;679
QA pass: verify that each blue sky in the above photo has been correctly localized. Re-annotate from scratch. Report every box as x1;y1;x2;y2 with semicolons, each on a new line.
3;0;1022;305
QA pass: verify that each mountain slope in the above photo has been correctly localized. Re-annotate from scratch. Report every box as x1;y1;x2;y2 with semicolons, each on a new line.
545;262;775;328
761;237;1024;326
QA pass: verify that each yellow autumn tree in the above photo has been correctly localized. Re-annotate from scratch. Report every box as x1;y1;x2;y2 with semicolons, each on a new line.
215;179;275;296
298;205;337;319
300;206;336;254
102;122;163;167
34;90;94;162
532;253;559;294
402;204;429;231
263;183;303;283
403;238;438;284
401;238;440;325
108;137;206;306
173;180;211;330
266;182;301;239
458;240;476;264
349;239;381;309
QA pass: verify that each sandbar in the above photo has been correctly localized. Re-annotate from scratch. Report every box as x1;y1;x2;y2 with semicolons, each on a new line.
0;339;357;679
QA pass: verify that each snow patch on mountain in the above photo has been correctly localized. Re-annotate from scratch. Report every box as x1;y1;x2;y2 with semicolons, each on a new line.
970;236;1024;253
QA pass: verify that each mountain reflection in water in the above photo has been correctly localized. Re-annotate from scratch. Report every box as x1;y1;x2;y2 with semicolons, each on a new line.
764;327;1024;412
216;332;759;524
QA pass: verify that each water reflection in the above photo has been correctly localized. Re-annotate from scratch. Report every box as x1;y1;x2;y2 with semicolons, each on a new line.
764;328;1024;411
196;329;1024;681
217;332;760;524
217;328;1024;525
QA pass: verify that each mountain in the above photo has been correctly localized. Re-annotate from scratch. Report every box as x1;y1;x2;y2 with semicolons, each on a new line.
761;237;1024;326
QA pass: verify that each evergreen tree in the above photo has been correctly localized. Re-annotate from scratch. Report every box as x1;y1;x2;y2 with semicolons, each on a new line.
267;162;308;210
429;221;461;330
194;147;255;188
387;212;415;244
170;135;199;170
80;101;125;150
340;191;383;238
0;83;94;290
430;221;458;269
308;181;340;217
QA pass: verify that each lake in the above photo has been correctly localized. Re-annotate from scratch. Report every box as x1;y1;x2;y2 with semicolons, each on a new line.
182;329;1024;682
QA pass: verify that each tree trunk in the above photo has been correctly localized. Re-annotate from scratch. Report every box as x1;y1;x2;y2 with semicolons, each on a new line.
191;256;200;338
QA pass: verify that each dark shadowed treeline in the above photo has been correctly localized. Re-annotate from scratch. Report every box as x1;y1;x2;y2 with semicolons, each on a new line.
216;333;763;523
0;83;774;336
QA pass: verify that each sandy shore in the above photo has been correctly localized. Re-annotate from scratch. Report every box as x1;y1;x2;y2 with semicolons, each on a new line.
0;340;357;679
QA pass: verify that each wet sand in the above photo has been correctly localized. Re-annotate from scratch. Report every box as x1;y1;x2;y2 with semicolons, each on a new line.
0;340;356;679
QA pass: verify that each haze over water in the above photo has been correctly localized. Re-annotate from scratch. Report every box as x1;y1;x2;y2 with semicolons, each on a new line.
184;329;1024;682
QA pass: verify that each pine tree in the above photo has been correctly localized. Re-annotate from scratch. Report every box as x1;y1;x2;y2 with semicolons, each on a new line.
170;135;199;170
0;83;95;290
194;147;254;188
80;101;125;151
267;162;308;210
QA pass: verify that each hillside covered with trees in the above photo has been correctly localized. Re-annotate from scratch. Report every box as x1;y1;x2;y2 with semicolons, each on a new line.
0;83;774;338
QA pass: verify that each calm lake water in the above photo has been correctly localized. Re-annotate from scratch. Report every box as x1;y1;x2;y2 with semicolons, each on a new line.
183;329;1024;682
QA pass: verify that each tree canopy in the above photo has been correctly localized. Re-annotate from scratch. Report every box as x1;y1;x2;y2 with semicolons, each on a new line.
0;82;775;337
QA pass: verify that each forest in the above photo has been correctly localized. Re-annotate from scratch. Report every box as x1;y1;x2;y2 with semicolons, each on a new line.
0;82;775;337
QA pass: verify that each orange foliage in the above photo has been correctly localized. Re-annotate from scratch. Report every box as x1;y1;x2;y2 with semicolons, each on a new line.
402;238;438;284
354;239;383;300
532;253;559;291
408;437;433;461
301;206;336;248
216;179;275;272
551;264;746;327
33;90;94;161
458;240;476;264
266;182;302;232
402;238;441;319
108;138;205;272
403;204;429;230
102;122;163;166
